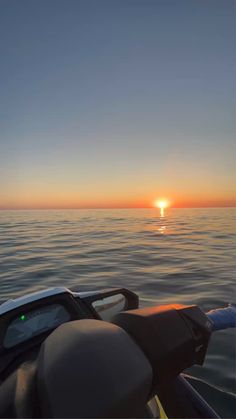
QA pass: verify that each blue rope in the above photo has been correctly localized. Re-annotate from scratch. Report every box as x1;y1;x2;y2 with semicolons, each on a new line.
207;304;236;331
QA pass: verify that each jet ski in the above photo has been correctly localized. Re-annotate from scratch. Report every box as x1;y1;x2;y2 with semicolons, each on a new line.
0;286;235;418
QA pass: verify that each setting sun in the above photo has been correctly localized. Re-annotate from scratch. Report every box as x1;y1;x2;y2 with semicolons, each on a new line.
154;199;170;209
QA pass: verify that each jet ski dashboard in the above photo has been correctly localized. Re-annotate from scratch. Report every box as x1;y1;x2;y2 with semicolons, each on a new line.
0;287;138;377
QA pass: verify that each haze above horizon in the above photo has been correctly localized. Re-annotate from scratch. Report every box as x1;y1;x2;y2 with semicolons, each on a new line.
1;0;235;210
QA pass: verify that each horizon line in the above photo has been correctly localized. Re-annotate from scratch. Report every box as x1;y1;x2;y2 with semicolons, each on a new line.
0;205;236;211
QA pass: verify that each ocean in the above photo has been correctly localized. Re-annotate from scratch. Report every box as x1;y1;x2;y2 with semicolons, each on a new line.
0;208;235;399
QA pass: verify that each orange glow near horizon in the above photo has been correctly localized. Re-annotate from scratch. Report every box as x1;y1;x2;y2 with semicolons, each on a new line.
0;188;235;210
1;196;236;210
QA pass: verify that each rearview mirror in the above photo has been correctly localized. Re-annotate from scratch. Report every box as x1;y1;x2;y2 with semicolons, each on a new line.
92;294;127;321
81;288;139;321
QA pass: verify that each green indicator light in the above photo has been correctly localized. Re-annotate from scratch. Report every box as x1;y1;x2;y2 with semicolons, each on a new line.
20;314;26;321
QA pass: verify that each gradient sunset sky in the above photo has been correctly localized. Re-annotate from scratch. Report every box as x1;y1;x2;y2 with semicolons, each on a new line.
0;0;235;209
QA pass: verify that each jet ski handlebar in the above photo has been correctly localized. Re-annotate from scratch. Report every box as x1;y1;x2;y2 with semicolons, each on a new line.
112;302;236;390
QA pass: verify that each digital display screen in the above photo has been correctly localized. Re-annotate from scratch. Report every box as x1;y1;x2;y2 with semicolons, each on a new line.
4;303;70;348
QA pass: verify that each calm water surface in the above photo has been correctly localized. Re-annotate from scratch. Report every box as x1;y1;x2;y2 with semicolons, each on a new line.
0;208;235;396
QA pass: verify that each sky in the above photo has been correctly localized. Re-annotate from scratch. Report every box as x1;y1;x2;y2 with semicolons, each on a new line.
0;0;235;209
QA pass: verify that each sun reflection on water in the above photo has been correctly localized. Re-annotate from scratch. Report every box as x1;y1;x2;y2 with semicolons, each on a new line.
158;225;166;234
156;207;168;234
160;207;165;218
